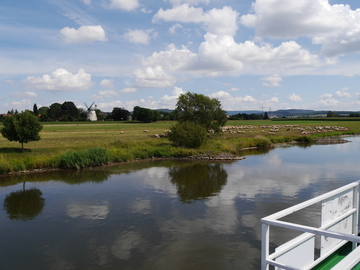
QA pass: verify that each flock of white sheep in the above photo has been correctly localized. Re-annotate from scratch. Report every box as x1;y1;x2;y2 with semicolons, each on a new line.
220;124;348;135
118;124;349;137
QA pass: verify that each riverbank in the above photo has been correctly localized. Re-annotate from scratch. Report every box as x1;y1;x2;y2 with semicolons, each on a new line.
0;120;359;175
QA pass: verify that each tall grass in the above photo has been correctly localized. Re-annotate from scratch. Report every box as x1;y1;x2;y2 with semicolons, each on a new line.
60;147;112;169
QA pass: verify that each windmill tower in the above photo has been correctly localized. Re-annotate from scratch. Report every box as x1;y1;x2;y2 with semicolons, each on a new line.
85;102;97;121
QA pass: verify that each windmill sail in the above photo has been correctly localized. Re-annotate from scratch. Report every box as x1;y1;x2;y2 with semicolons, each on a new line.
85;102;97;121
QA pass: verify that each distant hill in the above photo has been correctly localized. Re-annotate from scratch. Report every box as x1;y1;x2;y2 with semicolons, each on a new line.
154;108;360;118
227;109;360;117
156;109;174;113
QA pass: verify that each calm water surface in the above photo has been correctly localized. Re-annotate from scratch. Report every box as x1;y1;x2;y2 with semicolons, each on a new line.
1;137;360;270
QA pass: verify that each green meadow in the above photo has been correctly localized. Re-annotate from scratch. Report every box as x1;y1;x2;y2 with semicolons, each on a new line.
0;119;359;174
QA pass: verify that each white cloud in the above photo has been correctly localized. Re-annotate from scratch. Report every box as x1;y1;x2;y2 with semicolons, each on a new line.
262;74;282;87
124;29;156;45
91;90;118;101
23;68;93;91
100;79;114;89
169;24;183;34
133;66;176;88
230;87;239;91
208;90;232;99
120;87;137;93
229;40;321;69
315;98;340;107
4;80;14;85
267;97;279;103
334;91;351;98
12;91;37;98
240;0;360;56
97;87;184;111
243;95;257;102
140;8;152;14
166;0;210;6
105;0;139;11
139;37;320;79
319;93;333;99
206;91;259;110
153;5;239;36
60;25;107;44
8;99;32;109
288;93;303;101
172;86;185;96
159;87;186;108
82;0;91;5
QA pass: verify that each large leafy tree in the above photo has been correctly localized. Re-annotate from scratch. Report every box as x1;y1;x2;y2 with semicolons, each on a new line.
1;111;43;151
112;107;130;121
61;101;79;121
175;92;227;133
48;103;62;121
133;106;154;123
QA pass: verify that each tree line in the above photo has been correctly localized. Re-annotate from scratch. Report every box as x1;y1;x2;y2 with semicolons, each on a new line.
229;112;269;120
1;101;178;122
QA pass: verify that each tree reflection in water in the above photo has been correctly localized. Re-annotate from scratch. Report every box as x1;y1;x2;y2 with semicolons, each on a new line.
169;162;228;203
3;184;45;221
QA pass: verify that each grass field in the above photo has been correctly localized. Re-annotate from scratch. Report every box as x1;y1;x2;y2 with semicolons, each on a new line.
0;119;359;174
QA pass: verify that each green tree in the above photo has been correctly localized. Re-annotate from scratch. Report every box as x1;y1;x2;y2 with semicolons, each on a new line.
112;107;130;121
61;101;79;121
168;121;207;148
132;106;154;123
327;111;336;117
264;112;269;119
48;103;62;121
1;111;43;151
38;106;50;122
33;103;38;116
175;92;227;133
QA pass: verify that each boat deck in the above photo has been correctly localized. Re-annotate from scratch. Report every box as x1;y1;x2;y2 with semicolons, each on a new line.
311;242;360;269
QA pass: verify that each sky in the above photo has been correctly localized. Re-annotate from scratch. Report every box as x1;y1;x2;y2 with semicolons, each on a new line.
1;0;360;113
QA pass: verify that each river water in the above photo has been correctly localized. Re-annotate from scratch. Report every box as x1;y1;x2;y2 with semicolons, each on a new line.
1;136;360;270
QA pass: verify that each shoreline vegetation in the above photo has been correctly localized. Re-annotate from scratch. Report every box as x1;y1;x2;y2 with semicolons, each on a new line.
1;119;359;176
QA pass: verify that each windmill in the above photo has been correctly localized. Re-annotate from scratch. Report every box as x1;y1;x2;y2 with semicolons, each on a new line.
84;102;97;121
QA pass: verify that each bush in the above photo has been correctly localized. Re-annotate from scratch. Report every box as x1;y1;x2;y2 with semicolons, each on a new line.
168;122;207;148
60;147;112;169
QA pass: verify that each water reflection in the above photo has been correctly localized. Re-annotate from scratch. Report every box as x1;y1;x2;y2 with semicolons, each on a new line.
3;186;45;221
0;169;113;187
0;137;359;269
67;201;109;220
169;162;228;203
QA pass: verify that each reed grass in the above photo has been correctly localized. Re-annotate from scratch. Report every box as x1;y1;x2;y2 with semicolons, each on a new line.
60;147;112;169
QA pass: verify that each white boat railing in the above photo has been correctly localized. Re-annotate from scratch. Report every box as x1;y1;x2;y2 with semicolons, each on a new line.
261;180;360;270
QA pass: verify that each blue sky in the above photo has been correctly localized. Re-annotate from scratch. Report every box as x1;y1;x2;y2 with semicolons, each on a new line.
1;0;360;113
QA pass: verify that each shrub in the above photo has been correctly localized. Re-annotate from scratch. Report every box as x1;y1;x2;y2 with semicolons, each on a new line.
168;121;207;148
60;147;112;169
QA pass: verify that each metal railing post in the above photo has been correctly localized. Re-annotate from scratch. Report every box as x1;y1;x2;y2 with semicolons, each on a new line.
261;222;269;270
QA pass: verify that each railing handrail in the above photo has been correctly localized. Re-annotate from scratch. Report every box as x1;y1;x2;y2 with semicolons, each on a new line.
262;181;359;221
261;180;360;270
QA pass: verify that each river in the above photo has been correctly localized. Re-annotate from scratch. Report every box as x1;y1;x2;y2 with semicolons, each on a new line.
1;136;360;269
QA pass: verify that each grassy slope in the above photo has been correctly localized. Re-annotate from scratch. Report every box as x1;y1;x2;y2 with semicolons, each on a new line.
0;119;359;174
